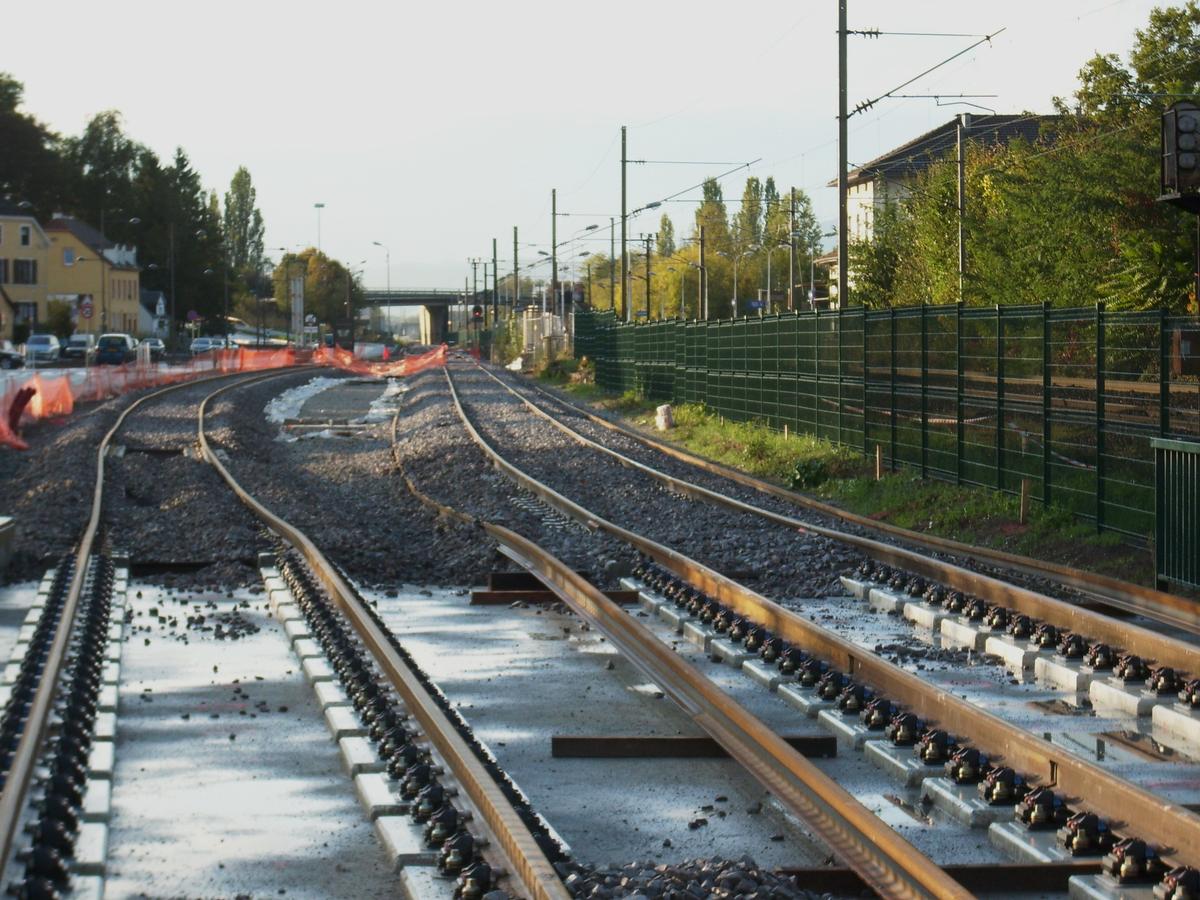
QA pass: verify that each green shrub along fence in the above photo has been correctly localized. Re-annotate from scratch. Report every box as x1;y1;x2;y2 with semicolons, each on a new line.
575;304;1200;539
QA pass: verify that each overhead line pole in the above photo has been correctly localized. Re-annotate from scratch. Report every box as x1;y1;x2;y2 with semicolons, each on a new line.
789;188;797;311
621;125;629;322
838;0;849;308
492;236;499;330
551;188;559;323
513;227;519;315
609;218;616;311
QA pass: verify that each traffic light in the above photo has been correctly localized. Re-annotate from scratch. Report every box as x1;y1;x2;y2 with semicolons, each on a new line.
472;305;483;321
1162;101;1200;199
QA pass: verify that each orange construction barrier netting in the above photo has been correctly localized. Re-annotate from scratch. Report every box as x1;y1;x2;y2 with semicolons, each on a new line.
1;343;447;450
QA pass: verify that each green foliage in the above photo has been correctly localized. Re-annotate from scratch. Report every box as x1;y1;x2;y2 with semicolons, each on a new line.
223;166;266;277
271;248;361;327
657;215;676;257
791;457;831;490
45;301;73;340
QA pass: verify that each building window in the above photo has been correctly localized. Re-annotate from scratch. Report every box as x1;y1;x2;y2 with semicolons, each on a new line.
0;259;8;284
15;303;36;324
19;225;31;247
13;259;37;285
63;247;75;266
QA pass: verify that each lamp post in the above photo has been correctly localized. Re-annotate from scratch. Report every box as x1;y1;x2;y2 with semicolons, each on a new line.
372;240;391;334
314;203;325;252
765;244;789;315
688;261;705;320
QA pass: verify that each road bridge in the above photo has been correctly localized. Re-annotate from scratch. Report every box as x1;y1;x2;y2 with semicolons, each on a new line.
361;289;483;343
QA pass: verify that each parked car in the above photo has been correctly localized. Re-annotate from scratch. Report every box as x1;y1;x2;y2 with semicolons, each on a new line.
61;333;96;361
26;334;61;364
0;340;24;370
141;337;165;361
95;333;138;365
190;337;215;354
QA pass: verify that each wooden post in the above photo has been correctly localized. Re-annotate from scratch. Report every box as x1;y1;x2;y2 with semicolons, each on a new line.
875;444;883;481
784;424;789;440
1020;478;1031;525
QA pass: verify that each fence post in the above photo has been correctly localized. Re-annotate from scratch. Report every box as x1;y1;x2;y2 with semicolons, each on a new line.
890;305;898;470
956;300;964;485
1042;301;1052;506
920;303;928;477
1160;307;1171;436
995;304;1004;492
1095;302;1105;531
837;304;844;447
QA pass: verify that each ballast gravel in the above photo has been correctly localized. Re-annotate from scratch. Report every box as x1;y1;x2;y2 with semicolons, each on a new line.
557;856;823;900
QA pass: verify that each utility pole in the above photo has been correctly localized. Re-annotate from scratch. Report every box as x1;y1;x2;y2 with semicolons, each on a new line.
621;125;629;322
609;218;616;311
789;188;797;311
644;233;654;319
698;225;708;319
168;221;176;350
957;113;970;303
551;188;559;323
837;0;849;308
513;226;519;314
492;237;499;328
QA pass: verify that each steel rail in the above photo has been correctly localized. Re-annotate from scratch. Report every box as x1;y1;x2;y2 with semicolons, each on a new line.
444;364;1200;873
526;377;1199;633
197;378;570;900
470;364;1200;675
0;366;303;879
394;389;970;900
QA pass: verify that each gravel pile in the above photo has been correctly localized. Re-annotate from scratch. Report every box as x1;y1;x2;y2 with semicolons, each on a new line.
0;391;136;582
558;856;823;900
394;372;639;587
204;373;498;588
447;365;857;600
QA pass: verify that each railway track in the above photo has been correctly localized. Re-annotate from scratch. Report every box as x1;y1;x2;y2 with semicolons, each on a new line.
420;359;1200;899
0;367;574;900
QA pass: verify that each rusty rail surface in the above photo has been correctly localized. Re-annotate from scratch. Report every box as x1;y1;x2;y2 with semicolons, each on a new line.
443;364;1200;874
0;367;302;879
395;390;969;900
470;364;1200;671
525;377;1200;633
198;377;570;900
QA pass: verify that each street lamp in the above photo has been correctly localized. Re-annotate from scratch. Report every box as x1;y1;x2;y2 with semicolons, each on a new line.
314;203;325;252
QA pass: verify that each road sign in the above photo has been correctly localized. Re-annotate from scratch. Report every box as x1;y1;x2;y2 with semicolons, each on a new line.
186;310;200;322
747;300;765;310
79;296;93;319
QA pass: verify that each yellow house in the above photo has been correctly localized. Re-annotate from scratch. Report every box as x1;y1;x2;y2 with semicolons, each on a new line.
44;215;141;336
0;201;50;342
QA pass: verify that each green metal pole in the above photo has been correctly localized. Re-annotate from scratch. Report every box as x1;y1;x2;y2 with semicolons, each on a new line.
996;305;1004;492
1042;301;1052;505
920;304;928;476
890;306;897;469
1160;307;1171;436
956;300;965;485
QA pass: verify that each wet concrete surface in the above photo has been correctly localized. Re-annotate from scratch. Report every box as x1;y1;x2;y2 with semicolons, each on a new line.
105;584;398;899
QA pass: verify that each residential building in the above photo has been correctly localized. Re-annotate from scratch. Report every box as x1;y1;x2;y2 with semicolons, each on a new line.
826;113;1059;295
0;200;51;341
138;289;168;338
43;215;141;336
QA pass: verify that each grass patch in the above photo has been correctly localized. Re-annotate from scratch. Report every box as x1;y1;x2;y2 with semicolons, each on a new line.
546;382;1153;585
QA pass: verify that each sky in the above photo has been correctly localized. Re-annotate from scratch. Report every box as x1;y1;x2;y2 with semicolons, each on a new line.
5;0;1166;290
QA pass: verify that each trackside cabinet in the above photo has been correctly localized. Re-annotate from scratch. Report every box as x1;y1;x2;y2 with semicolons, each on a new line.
1153;437;1200;591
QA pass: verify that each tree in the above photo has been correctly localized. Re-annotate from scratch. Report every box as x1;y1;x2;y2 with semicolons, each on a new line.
657;214;676;258
734;177;763;250
695;177;731;253
65;111;144;233
223;166;265;276
46;300;74;340
0;73;71;216
270;249;360;327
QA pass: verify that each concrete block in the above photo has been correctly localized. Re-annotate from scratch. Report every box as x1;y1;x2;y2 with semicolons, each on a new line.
88;741;115;778
102;661;120;686
1068;874;1156;900
374;816;439;869
69;822;109;875
988;820;1069;863
839;576;870;599
274;601;302;624
864;740;941;787
340;736;385;776
22;607;43;627
268;587;293;611
1034;656;1092;692
921;777;1012;827
94;712;117;741
0;686;10;710
1152;704;1200;747
940;618;989;651
355;772;408;820
66;875;104;900
636;591;666;615
263;575;287;594
743;659;786;691
17;624;37;644
777;683;835;718
293;638;323;660
1089;678;1163;717
314;680;351;709
681;621;712;652
302;656;336;684
98;685;118;713
82;777;112;822
984;635;1041;672
326;705;367;740
867;588;906;613
284;617;312;643
817;709;872;749
107;622;123;642
903;603;949;630
105;640;121;663
657;605;691;633
2;661;22;685
710;638;751;667
399;864;452;899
